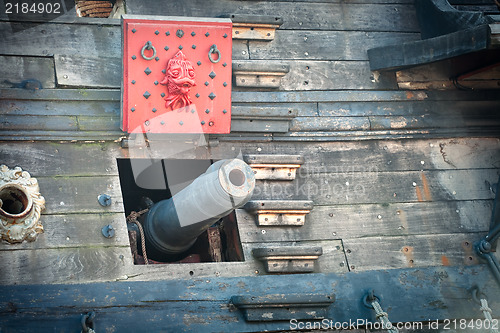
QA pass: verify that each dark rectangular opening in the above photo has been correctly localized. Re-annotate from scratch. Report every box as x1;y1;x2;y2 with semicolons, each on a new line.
117;158;245;265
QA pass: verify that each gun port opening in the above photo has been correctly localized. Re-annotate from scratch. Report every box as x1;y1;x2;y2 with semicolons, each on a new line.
117;158;245;265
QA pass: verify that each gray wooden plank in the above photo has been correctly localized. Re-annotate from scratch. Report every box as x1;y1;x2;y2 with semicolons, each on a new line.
236;200;493;243
249;31;420;61
290;116;370;131
231;119;290;132
278;60;398;90
272;128;500;141
0;88;121;101
0;213;129;251
78;115;121;131
37;175;124;214
0;22;121;57
231;105;300;119
0;130;124;141
253;169;499;205
125;2;419;32
55;55;121;88
343;232;487;271
0;266;497;332
0;141;121;177
318;100;500;117
241;240;346;274
2;88;498;103
0;99;120;116
0;55;55;89
207;138;500;173
0;114;119;132
0;115;77;131
0;246;133;285
369;114;500;131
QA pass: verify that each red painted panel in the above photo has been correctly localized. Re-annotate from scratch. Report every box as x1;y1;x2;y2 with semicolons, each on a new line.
122;17;232;134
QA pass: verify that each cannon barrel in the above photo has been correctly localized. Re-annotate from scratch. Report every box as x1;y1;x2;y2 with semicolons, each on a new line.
143;159;255;255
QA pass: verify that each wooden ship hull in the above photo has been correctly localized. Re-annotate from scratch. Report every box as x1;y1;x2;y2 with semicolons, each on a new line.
0;0;499;331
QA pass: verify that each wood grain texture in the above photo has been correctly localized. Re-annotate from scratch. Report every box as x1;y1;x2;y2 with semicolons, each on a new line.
253;169;499;205
125;1;420;32
343;232;486;271
0;247;133;285
236;200;493;242
0;56;55;89
0;142;121;177
249;31;420;61
55;55;121;88
37;175;124;214
0;22;121;57
0;213;129;251
207;138;500;173
3;88;499;103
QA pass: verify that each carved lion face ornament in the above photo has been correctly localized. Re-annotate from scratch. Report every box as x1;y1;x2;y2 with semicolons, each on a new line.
160;51;196;111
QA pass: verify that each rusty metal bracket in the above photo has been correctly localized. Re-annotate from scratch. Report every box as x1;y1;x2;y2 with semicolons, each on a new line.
233;61;290;89
227;14;283;41
230;293;334;322
244;200;313;226
252;246;322;273
243;154;303;180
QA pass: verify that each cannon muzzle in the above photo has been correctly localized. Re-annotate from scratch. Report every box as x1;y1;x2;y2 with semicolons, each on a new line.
143;159;255;256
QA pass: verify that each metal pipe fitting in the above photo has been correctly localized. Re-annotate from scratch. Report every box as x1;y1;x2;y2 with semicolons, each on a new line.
143;159;255;255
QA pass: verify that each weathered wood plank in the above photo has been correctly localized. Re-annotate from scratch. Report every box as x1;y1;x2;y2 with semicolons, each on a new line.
0;266;497;332
0;130;124;141
368;24;491;71
125;2;419;32
37;176;124;214
208;138;500;173
236;200;493;243
318;100;500;117
0;88;121;101
78;115;121;131
233;103;317;117
55;55;121;88
0;141;121;177
249;31;420;61
0;22;121;57
278;60;398;91
0;56;55;89
0;213;129;251
0;247;133;285
369;113;500;130
0;115;77;131
231;119;290;132
290;116;371;131
0;99;120;116
241;240;345;274
3;88;499;103
253;169;499;205
273;128;500;141
343;232;487;271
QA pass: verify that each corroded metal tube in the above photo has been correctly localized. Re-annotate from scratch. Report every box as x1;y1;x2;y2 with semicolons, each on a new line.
143;159;255;255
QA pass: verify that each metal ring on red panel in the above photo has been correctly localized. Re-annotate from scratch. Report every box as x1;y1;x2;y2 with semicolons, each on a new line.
208;44;221;63
141;41;157;61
